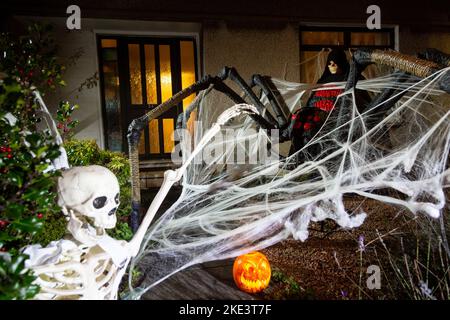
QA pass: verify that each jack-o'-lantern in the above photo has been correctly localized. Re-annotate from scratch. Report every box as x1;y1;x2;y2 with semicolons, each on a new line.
233;251;271;293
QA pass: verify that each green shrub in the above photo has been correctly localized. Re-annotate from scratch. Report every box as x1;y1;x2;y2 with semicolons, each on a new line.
0;79;62;299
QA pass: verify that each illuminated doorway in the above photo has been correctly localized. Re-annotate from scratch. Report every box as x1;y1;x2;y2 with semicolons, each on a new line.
97;36;198;159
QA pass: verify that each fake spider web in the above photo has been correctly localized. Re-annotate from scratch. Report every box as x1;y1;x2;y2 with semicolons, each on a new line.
124;64;450;299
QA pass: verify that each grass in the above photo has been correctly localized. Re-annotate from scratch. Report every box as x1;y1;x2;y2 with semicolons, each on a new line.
340;207;450;300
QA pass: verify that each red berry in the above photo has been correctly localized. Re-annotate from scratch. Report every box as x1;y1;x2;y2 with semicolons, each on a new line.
0;220;8;228
313;116;321;122
6;154;12;159
304;122;312;131
57;123;63;129
37;213;43;219
6;147;11;153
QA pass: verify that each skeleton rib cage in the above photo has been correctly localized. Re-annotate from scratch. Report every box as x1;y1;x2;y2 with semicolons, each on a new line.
31;246;121;300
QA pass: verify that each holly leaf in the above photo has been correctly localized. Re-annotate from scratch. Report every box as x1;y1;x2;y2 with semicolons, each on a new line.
5;203;25;220
11;217;43;233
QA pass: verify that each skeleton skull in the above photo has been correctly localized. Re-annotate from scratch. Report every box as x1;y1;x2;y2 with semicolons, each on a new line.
328;60;339;74
57;165;120;232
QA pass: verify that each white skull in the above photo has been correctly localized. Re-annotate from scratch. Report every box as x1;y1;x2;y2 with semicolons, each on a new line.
57;165;120;230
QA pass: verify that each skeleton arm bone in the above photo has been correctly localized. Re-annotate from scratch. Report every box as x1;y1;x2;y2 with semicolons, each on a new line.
127;104;259;257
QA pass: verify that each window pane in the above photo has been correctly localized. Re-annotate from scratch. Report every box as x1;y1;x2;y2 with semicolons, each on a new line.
159;45;173;102
101;43;122;152
351;32;390;46
102;48;117;61
101;39;117;48
128;44;143;105
180;41;196;110
144;45;157;105
302;31;344;45
163;118;174;153
149;119;160;154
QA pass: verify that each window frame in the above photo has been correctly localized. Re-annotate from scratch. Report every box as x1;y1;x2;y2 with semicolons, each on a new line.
300;26;396;51
299;26;397;83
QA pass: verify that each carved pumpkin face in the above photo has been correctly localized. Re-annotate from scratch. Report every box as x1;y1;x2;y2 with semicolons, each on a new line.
233;251;271;293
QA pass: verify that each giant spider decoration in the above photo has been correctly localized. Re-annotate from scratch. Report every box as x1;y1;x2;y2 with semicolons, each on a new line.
127;48;450;231
21;48;450;300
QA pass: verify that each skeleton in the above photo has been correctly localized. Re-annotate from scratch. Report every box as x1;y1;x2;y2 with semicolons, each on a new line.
22;105;258;300
22;48;449;299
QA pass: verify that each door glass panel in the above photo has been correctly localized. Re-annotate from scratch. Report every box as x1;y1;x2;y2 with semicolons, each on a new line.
144;45;157;105
149;119;160;154
99;37;198;158
101;39;117;48
159;45;173;102
101;39;122;152
162;118;174;153
128;44;143;105
180;41;196;110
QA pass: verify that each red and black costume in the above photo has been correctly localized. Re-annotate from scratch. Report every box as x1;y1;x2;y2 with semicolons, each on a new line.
288;49;350;156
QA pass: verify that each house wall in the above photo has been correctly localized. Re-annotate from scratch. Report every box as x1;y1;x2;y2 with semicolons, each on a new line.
202;21;300;155
203;21;300;82
14;16;201;149
14;16;301;152
12;16;449;153
399;27;450;54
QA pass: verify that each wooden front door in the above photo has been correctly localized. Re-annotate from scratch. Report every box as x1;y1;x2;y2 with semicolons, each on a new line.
98;36;198;159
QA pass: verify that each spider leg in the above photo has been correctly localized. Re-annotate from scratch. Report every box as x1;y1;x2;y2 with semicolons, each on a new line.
419;48;450;93
334;48;450;143
358;49;450;132
128;69;276;231
175;78;274;131
363;71;413;131
419;48;450;68
218;67;279;128
332;58;364;143
250;74;289;128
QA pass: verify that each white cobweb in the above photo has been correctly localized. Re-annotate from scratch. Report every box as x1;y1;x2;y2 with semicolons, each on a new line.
124;64;450;299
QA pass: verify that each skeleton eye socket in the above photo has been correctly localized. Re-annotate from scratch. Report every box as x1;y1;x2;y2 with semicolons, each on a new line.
114;193;119;204
93;196;107;209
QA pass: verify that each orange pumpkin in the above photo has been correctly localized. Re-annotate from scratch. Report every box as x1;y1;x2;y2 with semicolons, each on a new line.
233;251;271;293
